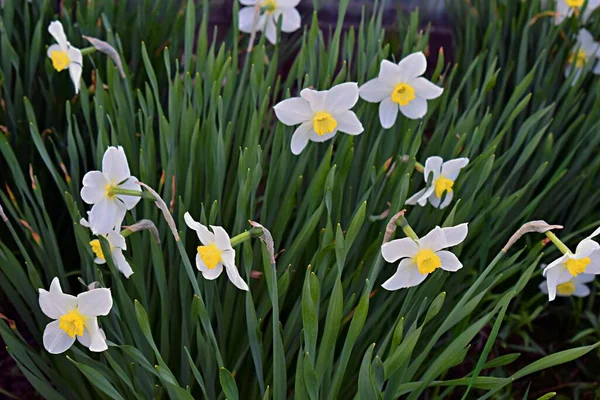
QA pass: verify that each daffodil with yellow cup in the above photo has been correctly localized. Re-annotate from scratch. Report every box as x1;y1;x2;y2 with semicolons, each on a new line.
38;277;112;354
184;212;249;291
381;222;468;290
47;21;83;93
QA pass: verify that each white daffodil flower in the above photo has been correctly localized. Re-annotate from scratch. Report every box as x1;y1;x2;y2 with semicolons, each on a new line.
39;277;112;354
381;223;468;290
47;21;83;93
565;29;600;83
555;0;600;25
80;146;141;235
184;212;249;291
273;82;364;155
406;156;469;209
359;52;443;127
543;231;600;301
90;231;133;278
539;269;594;298
238;0;301;45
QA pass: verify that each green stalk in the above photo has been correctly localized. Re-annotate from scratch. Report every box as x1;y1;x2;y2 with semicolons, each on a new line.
229;227;264;247
545;231;571;255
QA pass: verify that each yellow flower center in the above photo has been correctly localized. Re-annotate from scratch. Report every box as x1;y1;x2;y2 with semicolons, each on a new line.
391;82;416;106
50;50;70;72
434;176;454;198
59;309;86;338
569;49;587;68
104;183;117;199
262;0;277;13
556;280;576;296
313;111;338;136
198;243;223;270
565;257;590;276
89;239;105;260
414;249;441;274
565;0;584;7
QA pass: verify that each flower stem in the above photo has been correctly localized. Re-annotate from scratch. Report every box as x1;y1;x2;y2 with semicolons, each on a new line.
545;231;571;255
395;215;420;241
80;47;97;56
414;161;425;173
230;227;264;247
110;188;157;200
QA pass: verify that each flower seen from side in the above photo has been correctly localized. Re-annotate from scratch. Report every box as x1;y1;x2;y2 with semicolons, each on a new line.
80;146;141;235
405;156;469;209
555;0;600;25
539;269;594;298
565;29;600;83
47;21;83;93
184;212;249;291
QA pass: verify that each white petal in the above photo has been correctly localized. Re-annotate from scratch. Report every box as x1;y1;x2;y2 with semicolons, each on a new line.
274;7;301;33
417;186;435;206
418;227;447;251
584;250;600;274
80;186;105;205
591;226;600;241
48;21;69;51
184;212;215;244
67;47;83;94
238;7;258;33
555;2;569;24
211;226;233;251
77;288;113;317
398;52;427;81
300;88;327;112
539;281;549;294
440;223;468;247
274;97;313;126
573;284;591;297
575;239;600;257
381;237;419;262
196;254;224;279
88;198;122;234
544;261;571;301
410;77;443;100
359;79;391;103
94;256;106;265
381;259;427;290
405;187;429;206
43;320;76;354
399;97;428;119
81;171;108;204
325;82;359;112
223;254;249;291
113;249;134;278
307;128;337;143
441;158;469;180
574;273;596;284
578;29;595;48
39;279;78;320
277;0;301;6
102;146;131;184
438;191;454;209
424;156;443;183
239;0;257;5
264;17;277;45
116;176;142;210
438;250;463;272
428;193;442;209
84;318;108;352
379;97;399;129
290;121;312;155
106;230;126;250
378;60;403;87
332;110;363;135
